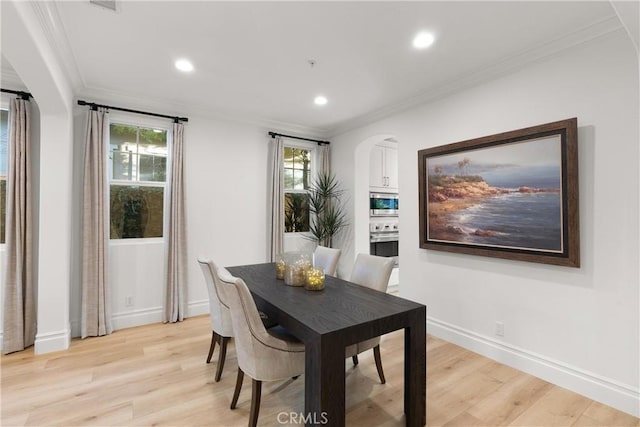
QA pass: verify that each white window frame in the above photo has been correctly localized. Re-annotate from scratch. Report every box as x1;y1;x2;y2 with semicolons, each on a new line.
107;114;171;243
283;140;317;235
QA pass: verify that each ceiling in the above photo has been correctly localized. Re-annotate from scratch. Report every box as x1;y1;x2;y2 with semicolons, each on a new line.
2;1;623;135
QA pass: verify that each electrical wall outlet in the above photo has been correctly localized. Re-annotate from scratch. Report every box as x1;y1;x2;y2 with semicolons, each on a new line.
125;296;134;307
495;321;504;337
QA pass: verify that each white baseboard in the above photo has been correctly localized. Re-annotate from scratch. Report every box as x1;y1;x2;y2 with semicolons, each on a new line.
187;299;210;317
427;316;640;417
111;306;164;331
70;299;210;338
34;326;70;354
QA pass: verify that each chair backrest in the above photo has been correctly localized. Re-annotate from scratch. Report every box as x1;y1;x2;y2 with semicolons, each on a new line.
349;253;394;293
313;246;341;277
197;258;234;337
218;276;274;378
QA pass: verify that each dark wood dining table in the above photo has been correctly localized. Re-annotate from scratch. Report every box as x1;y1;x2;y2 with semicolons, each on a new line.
226;262;426;426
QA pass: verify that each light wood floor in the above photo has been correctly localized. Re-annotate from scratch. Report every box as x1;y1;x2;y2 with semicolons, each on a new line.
1;315;638;427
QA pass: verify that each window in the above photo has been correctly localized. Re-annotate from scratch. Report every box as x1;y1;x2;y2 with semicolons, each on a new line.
109;123;168;239
0;109;8;244
284;146;312;233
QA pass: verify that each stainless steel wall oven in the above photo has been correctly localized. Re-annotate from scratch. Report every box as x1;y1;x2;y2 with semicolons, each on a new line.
369;221;399;266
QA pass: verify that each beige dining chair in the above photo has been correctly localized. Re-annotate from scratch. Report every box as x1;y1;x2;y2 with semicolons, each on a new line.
219;275;305;427
345;253;395;384
198;258;235;382
313;245;341;277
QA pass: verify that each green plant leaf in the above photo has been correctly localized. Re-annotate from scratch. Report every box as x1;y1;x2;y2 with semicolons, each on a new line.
304;171;348;248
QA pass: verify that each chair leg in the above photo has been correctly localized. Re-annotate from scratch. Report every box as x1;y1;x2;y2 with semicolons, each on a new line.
206;331;218;363
215;336;229;382
230;368;244;409
373;345;386;384
249;379;262;427
352;355;359;366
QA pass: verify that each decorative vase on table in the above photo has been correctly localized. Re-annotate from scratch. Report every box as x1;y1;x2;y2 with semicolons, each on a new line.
305;267;325;291
275;254;286;279
281;252;312;287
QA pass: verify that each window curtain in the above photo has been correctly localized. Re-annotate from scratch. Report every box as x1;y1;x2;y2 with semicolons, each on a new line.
81;108;112;338
269;136;284;261
319;144;330;176
163;122;187;323
2;98;35;354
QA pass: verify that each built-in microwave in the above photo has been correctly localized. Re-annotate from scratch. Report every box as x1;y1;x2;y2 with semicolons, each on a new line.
370;193;399;217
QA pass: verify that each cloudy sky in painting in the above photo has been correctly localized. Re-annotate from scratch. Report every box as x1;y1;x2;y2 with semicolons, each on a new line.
429;135;561;170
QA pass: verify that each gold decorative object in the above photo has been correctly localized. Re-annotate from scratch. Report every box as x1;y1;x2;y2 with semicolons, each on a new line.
283;252;312;286
285;264;306;286
305;268;325;291
275;256;286;280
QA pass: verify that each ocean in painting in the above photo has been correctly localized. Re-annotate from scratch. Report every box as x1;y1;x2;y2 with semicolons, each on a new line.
437;164;563;251
449;192;562;251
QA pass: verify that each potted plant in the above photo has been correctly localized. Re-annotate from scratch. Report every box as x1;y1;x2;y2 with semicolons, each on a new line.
306;172;348;248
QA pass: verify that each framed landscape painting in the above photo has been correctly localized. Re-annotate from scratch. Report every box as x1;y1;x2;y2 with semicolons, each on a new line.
418;118;580;267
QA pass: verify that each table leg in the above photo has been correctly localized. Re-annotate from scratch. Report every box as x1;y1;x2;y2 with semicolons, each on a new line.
305;335;345;427
405;307;426;426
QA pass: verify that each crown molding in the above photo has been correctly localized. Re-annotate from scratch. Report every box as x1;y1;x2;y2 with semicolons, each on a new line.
327;15;623;138
77;85;329;138
0;65;28;91
609;0;639;55
29;1;84;92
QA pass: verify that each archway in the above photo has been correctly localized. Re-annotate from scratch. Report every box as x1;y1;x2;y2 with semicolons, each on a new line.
352;134;398;286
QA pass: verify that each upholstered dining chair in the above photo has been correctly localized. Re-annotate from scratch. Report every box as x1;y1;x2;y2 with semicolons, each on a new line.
313;245;341;277
219;275;305;427
198;258;235;382
345;253;394;384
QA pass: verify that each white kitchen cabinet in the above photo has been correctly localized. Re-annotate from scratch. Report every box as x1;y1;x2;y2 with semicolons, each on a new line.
369;142;398;192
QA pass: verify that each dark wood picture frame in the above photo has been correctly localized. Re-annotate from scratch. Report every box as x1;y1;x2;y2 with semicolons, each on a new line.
418;118;579;267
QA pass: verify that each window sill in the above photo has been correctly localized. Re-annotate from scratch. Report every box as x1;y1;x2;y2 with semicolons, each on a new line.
109;237;164;246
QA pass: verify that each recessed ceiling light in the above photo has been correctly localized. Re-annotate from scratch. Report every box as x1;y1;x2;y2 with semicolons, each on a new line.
413;32;435;49
175;59;194;72
314;95;328;106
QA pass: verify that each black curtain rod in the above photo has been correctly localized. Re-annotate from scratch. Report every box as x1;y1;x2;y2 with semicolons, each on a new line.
77;100;188;123
268;131;329;146
1;88;32;100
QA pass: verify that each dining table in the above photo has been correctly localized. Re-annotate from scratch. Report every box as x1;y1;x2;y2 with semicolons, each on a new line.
226;262;426;426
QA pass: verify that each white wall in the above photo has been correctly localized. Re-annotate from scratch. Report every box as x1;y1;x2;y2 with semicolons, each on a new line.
331;29;639;416
184;114;272;313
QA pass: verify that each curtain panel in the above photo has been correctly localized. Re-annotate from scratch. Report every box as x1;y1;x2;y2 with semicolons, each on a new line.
269;136;284;261
81;108;113;338
319;144;330;176
163;122;187;323
2;98;35;354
